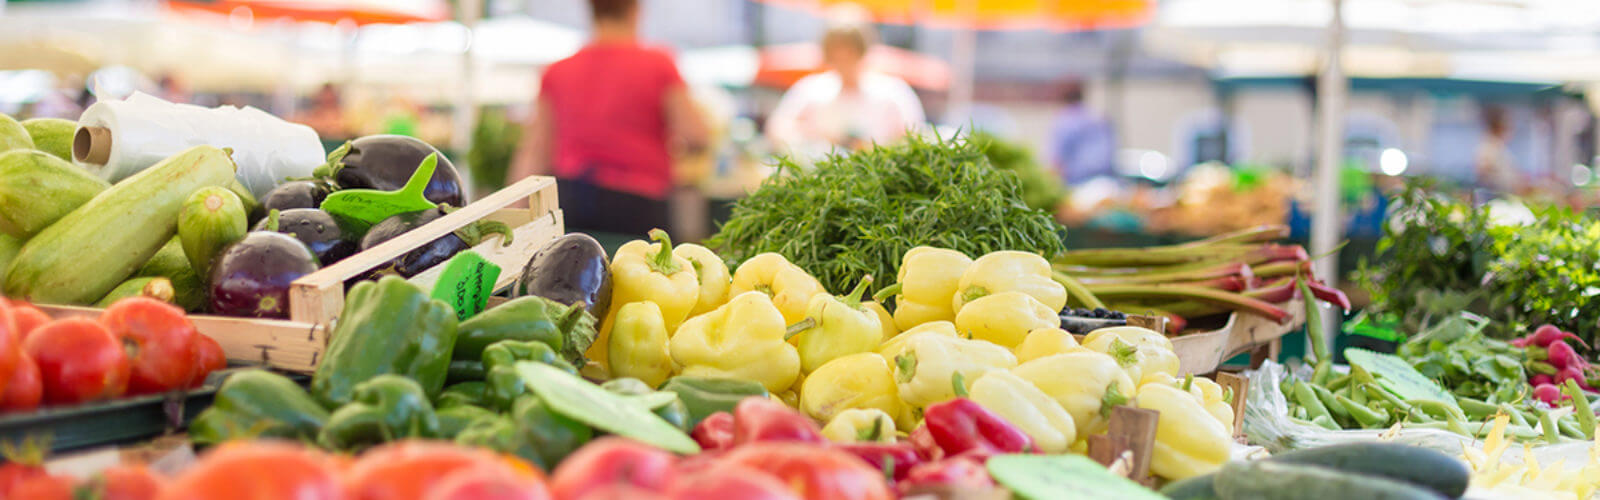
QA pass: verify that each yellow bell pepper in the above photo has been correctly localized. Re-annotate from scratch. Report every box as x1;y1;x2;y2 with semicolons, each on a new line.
1136;383;1231;481
883;247;972;331
953;291;1060;349
607;301;673;387
590;229;699;364
1082;326;1180;384
791;276;884;373
669;291;800;393
1015;327;1087;363
820;408;897;443
730;252;826;325
1138;373;1235;435
968;370;1077;453
892;333;1017;410
674;243;731;316
1010;351;1135;438
951;251;1067;315
799;352;902;426
877;321;958;361
864;301;898;344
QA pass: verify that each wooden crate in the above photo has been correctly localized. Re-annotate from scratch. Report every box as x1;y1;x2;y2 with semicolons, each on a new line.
1171;297;1307;375
37;176;564;374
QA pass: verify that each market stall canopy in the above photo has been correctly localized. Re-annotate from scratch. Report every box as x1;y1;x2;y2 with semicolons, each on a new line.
165;0;449;25
758;0;1152;30
760;43;952;90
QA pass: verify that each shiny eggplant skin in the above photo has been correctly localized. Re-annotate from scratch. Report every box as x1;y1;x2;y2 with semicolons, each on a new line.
208;231;319;318
516;233;612;317
357;208;468;280
260;180;334;213
253;208;359;266
333;135;464;207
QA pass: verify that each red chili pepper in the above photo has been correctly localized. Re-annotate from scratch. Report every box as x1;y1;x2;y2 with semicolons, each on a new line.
894;457;993;497
733;398;825;445
907;426;943;462
835;442;921;482
692;412;736;451
922;398;1033;456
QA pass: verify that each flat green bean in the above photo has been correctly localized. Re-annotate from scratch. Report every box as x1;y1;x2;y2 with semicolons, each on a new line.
1310;384;1349;419
1564;380;1596;439
1294;381;1333;422
1540;409;1561;445
1336;394;1389;428
1457;397;1499;419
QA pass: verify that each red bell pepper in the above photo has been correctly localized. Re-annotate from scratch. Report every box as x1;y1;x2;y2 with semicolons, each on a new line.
908;425;943;462
922;398;1033;456
549;437;677;500
732;398;825;445
835;442;921;482
894;456;994;497
692;412;736;451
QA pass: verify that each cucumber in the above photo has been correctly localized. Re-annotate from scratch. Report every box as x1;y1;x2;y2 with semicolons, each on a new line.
179;186;248;276
0;149;109;238
1214;460;1439;500
1159;473;1220;500
1268;442;1468;498
4;145;236;304
96;277;175;307
136;238;207;312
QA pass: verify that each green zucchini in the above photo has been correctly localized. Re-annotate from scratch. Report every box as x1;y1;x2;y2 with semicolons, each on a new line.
1268;442;1469;498
0;149;109;238
95;277;175;307
178;186;248;276
1214;460;1439;500
136;238;206;312
4;145;237;304
1159;473;1220;500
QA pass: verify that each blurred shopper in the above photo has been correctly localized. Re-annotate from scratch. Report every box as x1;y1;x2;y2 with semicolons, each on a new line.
1475;105;1522;194
1048;79;1116;185
508;0;705;236
766;7;925;158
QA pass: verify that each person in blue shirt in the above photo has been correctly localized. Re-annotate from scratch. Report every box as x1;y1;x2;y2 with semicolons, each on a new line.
1048;79;1117;185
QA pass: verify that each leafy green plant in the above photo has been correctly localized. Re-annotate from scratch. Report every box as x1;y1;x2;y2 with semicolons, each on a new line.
967;131;1064;212
1398;314;1527;403
1355;183;1495;332
706;134;1066;294
1485;206;1600;340
468;107;521;194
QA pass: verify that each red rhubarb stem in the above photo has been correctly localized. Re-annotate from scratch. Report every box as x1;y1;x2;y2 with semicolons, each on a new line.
1082;284;1291;323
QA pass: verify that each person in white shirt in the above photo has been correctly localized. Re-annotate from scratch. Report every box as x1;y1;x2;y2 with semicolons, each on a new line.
765;13;926;159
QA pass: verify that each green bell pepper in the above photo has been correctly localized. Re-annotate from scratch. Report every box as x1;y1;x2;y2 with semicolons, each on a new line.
437;404;498;438
446;360;486;384
317;374;441;451
601;378;691;432
455;395;592;470
312;276;459;407
484;340;577;411
190;370;330;445
660;376;770;427
453;295;596;366
436;381;488;409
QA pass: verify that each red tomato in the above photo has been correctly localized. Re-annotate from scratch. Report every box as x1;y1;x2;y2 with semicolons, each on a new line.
570;484;668;500
98;465;167;500
422;468;551;500
549;437;677;500
25;318;130;405
100;298;198;395
0;461;48;499
345;440;520;500
719;442;894;500
0;297;19;394
667;464;800;500
187;334;226;388
8;474;76;500
6;301;49;340
0;353;41;412
157;441;340;500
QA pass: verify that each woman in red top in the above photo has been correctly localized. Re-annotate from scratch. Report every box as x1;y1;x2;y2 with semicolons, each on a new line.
509;0;705;236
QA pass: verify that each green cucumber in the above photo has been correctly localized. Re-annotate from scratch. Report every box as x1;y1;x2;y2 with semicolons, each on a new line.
178;186;248;276
96;277;175;307
1214;460;1439;500
4;145;237;304
136;238;207;312
1159;473;1220;500
1267;442;1469;498
0;149;109;239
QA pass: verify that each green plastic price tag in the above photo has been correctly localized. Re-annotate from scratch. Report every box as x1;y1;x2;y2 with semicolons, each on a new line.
987;454;1165;500
1344;347;1460;410
320;153;440;233
429;250;500;321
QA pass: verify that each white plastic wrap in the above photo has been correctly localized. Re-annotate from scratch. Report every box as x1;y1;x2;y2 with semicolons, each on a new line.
75;92;323;198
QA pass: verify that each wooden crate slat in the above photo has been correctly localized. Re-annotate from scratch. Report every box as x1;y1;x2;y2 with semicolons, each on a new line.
408;209;565;293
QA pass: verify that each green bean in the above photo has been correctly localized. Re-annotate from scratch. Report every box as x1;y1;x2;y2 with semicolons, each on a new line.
1540;409;1561;445
1336;394;1390;428
1294;381;1334;423
1559;417;1585;439
1351;364;1377;386
1325;374;1352;392
1563;380;1596;439
1310;384;1349;419
1500;404;1529;428
1294;406;1308;420
1311;414;1339;430
1352;384;1368;405
1300;279;1332;386
1365;385;1412;414
1457;397;1499;419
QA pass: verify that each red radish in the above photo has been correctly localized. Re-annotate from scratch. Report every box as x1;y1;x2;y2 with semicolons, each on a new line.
1531;325;1588;349
1532;374;1555;387
1534;383;1568;404
1550;341;1582;370
1559;365;1586;385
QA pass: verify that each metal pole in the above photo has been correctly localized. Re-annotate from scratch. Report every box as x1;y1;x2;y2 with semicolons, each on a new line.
945;0;978;125
1311;0;1345;358
452;0;483;187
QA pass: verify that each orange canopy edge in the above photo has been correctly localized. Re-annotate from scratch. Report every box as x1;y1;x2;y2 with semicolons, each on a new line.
165;0;449;26
758;0;1153;31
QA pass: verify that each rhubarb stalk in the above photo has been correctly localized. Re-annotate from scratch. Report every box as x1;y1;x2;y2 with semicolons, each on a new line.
1082;283;1291;323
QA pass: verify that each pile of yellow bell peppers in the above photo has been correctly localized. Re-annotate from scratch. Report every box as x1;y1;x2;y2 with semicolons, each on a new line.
597;235;1237;481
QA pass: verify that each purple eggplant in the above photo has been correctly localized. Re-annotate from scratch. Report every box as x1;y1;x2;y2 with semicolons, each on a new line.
252;209;359;266
209;231;319;318
261;180;335;213
324;135;464;207
516;233;611;317
357;208;467;280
